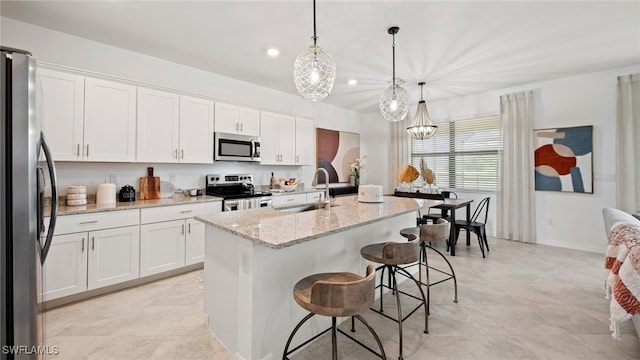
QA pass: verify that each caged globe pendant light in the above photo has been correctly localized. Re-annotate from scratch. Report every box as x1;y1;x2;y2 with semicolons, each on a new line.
407;82;438;139
379;26;409;122
293;0;336;101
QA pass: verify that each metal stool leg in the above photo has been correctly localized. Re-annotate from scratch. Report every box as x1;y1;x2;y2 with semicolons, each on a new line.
427;245;458;303
391;272;404;360
331;317;338;360
354;315;387;360
395;266;429;335
282;312;315;360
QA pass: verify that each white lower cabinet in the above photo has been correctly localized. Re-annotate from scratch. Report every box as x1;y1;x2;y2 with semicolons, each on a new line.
42;220;140;301
87;225;140;290
140;220;185;276
42;232;87;300
185;218;206;265
139;202;221;276
43;203;221;301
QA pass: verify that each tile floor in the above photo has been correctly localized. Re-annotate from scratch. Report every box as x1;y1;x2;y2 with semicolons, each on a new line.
43;237;640;359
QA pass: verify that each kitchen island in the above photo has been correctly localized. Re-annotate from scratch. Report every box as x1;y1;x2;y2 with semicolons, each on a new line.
196;195;439;360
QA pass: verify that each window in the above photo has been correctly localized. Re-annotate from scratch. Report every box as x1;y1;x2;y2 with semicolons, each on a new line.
410;116;502;191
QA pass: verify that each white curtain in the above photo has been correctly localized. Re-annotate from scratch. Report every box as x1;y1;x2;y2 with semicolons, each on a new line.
616;73;640;213
497;91;536;243
390;113;411;189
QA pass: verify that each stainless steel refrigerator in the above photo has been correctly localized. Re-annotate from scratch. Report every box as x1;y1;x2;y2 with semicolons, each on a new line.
1;47;58;359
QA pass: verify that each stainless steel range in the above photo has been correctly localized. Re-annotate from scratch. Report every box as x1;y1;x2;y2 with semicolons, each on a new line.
205;174;272;211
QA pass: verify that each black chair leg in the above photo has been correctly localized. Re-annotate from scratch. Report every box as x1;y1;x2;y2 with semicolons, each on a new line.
474;228;485;258
482;226;489;252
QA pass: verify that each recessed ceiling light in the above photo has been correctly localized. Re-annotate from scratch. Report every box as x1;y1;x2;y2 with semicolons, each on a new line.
267;48;280;57
347;79;358;86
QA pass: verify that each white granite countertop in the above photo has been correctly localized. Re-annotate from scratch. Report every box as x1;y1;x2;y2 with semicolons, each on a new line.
196;195;441;249
50;194;223;216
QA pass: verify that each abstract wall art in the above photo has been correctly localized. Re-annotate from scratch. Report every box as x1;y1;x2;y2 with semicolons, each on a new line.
534;125;593;193
316;128;360;183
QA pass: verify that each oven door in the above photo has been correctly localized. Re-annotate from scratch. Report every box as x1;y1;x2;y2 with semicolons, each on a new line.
223;198;269;211
214;132;261;162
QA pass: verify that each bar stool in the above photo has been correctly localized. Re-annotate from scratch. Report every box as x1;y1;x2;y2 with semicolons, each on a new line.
399;219;458;308
282;265;386;360
359;234;428;360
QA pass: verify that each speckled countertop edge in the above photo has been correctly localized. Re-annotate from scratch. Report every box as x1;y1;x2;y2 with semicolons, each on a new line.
196;196;441;250
49;195;223;216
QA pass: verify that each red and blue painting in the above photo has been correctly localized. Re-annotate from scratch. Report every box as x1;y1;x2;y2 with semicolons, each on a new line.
534;125;593;193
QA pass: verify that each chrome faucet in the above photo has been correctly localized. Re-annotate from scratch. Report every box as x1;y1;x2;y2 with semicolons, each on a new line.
311;168;331;209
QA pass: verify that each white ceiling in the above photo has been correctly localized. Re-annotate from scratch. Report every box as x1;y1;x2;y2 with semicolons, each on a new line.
2;1;639;113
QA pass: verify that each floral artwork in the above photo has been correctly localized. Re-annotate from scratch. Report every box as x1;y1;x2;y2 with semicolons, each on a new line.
534;125;593;193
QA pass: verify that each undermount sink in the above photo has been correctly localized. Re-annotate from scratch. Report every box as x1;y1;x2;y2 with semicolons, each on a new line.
277;203;338;213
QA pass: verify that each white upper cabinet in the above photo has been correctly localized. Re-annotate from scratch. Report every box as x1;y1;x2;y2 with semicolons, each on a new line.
214;102;260;136
37;69;85;161
260;111;295;165
179;96;214;164
84;78;137;162
137;90;213;164
295;117;314;166
136;87;180;163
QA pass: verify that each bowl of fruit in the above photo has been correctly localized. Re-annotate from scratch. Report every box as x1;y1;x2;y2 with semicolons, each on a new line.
278;178;298;192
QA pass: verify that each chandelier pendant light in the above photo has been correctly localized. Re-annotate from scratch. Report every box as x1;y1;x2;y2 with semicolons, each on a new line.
379;26;409;122
407;82;438;139
293;0;336;101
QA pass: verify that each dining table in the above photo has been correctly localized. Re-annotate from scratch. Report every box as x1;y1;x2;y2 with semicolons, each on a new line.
394;191;473;256
429;198;474;256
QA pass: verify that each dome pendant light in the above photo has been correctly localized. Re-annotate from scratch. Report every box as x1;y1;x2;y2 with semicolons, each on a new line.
293;0;336;101
407;82;438;139
379;26;409;122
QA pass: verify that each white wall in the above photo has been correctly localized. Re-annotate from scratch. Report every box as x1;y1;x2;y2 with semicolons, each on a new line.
363;63;640;253
0;17;361;193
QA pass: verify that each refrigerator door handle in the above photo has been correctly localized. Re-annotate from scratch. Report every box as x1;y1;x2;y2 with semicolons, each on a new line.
39;132;58;264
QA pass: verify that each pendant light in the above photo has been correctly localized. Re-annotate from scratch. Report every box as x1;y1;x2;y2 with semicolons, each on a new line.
379;26;409;122
293;0;336;101
407;82;438;139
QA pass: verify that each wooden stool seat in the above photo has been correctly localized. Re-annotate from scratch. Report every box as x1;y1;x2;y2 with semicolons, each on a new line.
360;235;420;266
293;271;373;318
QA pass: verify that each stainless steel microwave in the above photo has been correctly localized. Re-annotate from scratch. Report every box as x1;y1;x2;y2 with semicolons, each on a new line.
214;132;261;162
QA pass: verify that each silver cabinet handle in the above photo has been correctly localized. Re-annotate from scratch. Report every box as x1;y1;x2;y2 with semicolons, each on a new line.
296;155;299;163
235;122;239;131
86;144;89;157
91;236;95;251
188;223;191;234
180;210;193;214
174;149;177;159
77;144;80;157
81;238;85;252
181;149;184;159
181;224;185;235
80;220;98;225
240;123;243;132
286;198;295;202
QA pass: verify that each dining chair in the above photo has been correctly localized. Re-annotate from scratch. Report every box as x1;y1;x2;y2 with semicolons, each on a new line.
421;191;458;223
453;196;490;258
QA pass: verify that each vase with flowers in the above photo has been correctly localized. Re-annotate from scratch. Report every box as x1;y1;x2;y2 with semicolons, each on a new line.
349;155;366;186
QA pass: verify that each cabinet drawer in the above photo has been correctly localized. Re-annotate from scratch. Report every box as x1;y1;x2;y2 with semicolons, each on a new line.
54;209;139;235
140;202;221;224
271;194;307;206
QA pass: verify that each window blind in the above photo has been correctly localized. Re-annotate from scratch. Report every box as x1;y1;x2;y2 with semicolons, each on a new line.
411;116;502;191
